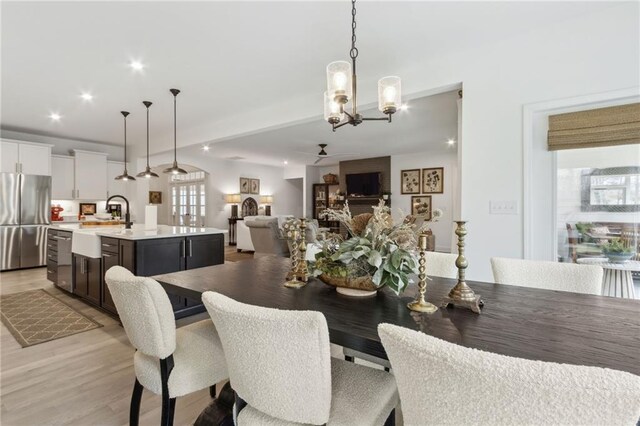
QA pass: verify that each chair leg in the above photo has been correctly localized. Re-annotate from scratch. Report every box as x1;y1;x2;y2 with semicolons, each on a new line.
384;409;396;426
210;384;217;398
160;355;175;426
130;378;143;426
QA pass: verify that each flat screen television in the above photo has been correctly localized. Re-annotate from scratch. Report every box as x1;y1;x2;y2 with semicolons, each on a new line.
346;172;381;197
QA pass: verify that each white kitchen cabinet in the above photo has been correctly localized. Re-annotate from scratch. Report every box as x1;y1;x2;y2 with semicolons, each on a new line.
73;150;108;200
51;155;75;199
107;161;129;199
0;140;51;175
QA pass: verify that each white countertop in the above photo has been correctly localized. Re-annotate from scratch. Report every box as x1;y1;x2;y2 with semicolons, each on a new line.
94;225;227;240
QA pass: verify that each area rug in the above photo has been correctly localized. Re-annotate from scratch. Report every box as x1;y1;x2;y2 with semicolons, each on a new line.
0;289;102;347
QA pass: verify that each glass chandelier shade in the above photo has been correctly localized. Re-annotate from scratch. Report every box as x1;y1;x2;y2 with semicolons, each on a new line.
137;101;159;178
378;76;402;114
163;88;187;175
323;91;344;124
326;61;352;104
115;111;136;181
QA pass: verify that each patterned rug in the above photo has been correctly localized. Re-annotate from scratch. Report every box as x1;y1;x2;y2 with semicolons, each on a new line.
0;289;102;347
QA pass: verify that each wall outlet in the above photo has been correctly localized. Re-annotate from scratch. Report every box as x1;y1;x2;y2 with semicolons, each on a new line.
490;200;518;215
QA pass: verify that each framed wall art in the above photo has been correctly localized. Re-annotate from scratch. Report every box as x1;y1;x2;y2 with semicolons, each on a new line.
148;191;162;204
240;177;250;194
422;167;444;194
250;178;260;195
411;195;432;220
79;203;97;216
401;169;421;194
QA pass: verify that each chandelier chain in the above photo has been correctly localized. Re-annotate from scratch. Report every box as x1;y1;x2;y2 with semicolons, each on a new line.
349;0;358;60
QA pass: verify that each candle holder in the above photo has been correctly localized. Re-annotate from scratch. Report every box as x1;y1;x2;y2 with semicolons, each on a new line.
294;218;309;283
441;221;483;314
407;232;438;313
285;228;306;289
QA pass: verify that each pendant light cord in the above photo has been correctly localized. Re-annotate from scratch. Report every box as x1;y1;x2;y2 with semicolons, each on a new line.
123;114;127;166
173;93;177;163
146;106;150;168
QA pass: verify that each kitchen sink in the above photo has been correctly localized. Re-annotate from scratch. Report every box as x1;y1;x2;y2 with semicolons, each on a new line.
71;226;127;258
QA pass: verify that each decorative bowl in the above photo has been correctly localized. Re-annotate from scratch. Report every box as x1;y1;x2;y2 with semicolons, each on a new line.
603;250;636;264
318;273;381;297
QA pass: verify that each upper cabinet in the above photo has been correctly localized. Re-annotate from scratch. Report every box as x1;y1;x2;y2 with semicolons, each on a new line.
1;140;52;175
73;150;108;200
51;155;75;199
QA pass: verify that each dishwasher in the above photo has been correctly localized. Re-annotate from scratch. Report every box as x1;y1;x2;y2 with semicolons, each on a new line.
55;233;73;293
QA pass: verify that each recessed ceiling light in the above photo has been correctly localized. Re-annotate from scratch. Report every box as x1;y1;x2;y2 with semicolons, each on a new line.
400;104;409;111
129;60;145;72
283;160;288;165
80;92;93;101
49;113;61;121
202;145;210;152
447;138;456;145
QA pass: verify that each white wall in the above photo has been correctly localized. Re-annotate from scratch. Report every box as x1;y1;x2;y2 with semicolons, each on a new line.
400;3;639;280
391;150;458;252
138;153;303;231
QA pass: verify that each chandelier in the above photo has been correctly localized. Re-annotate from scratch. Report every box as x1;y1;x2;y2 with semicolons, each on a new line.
324;0;401;131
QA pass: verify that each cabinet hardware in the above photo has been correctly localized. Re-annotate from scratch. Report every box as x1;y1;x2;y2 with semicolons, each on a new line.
80;258;84;274
103;253;114;258
52;236;70;241
102;243;115;247
189;240;193;257
47;270;53;274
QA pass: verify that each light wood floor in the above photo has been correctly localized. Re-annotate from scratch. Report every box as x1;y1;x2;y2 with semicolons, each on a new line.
0;247;253;426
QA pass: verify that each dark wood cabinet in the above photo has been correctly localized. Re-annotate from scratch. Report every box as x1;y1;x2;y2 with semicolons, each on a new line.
185;234;224;270
73;254;101;306
136;238;186;276
98;233;224;319
313;183;341;234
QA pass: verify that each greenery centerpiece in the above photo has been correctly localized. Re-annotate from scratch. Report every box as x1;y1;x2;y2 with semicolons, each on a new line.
310;200;441;296
601;238;636;263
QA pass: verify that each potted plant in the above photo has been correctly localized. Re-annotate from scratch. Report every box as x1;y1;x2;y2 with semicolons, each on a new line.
310;200;441;296
601;238;636;263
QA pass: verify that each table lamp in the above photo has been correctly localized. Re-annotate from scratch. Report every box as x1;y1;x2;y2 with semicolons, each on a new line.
260;195;273;216
225;194;242;218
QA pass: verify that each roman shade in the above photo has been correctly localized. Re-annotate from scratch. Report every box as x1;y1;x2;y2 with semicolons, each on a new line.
547;103;640;151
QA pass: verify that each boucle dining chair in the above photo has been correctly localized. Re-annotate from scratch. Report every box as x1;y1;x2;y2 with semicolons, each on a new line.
379;323;640;426
343;251;458;368
105;266;228;426
202;291;398;426
491;257;603;295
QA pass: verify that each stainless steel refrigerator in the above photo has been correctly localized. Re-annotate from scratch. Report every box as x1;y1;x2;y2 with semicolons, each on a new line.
1;173;51;271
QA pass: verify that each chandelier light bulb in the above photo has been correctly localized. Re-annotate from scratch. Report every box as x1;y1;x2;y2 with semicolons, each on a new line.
383;86;396;103
324;91;344;124
378;76;401;115
333;72;347;91
326;61;352;104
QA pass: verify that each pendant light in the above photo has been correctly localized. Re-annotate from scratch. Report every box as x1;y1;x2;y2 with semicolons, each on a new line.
137;101;159;178
115;111;136;181
324;0;401;132
163;88;187;175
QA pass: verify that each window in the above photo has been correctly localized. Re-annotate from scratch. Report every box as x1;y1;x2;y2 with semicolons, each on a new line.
170;171;207;226
581;167;640;212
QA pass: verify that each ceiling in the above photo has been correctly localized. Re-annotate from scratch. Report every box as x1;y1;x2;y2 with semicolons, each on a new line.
180;89;459;166
1;1;617;159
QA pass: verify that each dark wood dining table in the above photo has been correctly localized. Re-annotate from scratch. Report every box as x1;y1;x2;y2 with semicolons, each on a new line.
154;256;640;376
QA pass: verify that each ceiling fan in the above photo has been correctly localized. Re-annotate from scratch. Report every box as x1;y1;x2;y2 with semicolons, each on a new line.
297;144;360;165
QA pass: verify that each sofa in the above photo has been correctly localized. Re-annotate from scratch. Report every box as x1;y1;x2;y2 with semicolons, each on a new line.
237;215;293;252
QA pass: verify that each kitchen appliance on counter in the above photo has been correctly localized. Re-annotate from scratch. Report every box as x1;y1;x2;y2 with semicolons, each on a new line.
1;173;51;270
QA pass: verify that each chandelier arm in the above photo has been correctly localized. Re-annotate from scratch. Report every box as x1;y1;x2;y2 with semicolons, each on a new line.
343;109;355;120
332;121;352;132
361;115;392;122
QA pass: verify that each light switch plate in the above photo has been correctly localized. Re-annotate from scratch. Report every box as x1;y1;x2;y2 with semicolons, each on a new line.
490;200;518;215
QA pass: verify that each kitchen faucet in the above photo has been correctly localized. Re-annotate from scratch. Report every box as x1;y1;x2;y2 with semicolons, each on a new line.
106;195;132;229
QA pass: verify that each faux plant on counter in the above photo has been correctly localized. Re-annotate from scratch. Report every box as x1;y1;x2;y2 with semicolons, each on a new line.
310;200;442;295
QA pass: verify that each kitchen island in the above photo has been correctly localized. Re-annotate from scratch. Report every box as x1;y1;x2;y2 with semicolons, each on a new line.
47;224;227;318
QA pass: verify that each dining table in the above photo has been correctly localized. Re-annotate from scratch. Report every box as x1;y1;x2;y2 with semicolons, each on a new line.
154;256;640;376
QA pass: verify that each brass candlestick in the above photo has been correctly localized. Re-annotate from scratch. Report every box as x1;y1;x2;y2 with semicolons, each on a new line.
407;232;438;313
294;218;309;283
285;228;306;288
441;221;483;314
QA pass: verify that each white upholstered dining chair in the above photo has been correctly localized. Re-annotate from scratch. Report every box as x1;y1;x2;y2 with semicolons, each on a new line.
202;291;398;425
105;266;228;426
491;257;603;295
343;251;459;368
378;323;640;426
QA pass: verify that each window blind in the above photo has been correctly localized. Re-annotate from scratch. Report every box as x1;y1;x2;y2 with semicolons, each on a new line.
548;102;640;151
